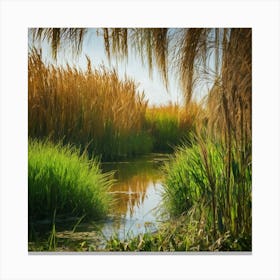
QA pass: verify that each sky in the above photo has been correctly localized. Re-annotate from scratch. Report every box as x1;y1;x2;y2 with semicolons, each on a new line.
82;30;184;106
28;28;211;106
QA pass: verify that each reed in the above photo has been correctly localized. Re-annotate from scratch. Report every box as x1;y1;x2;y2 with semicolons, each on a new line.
28;49;152;161
28;48;197;159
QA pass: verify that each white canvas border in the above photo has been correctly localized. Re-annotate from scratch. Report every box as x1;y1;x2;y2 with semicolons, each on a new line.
0;0;279;279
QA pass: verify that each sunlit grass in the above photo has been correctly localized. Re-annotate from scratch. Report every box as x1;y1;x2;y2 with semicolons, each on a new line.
28;49;200;160
28;139;114;222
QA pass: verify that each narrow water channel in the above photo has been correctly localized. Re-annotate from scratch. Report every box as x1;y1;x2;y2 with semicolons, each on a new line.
99;153;169;239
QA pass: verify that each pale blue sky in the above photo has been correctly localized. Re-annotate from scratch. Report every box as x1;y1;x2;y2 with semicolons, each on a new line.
84;31;183;105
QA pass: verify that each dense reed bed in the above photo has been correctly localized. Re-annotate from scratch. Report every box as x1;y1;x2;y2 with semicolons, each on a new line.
28;139;114;222
28;49;152;161
28;49;196;159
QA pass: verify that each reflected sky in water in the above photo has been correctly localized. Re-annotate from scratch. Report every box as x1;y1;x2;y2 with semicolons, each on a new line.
99;154;168;239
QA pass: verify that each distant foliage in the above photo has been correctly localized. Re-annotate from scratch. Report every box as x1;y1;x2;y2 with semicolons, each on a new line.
145;103;199;152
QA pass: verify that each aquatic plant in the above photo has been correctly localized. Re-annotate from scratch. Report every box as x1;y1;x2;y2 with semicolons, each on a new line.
145;102;200;152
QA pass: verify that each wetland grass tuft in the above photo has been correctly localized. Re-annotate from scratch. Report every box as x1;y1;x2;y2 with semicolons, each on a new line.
28;139;114;222
162;138;251;249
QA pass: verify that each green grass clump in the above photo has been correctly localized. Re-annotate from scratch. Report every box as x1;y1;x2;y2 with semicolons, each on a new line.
162;139;251;248
163;142;224;216
145;109;191;153
145;103;199;153
28;139;114;222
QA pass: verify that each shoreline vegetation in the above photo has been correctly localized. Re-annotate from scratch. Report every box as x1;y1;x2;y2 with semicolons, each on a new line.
28;28;252;252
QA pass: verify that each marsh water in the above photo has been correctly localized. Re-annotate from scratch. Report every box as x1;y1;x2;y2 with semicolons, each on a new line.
51;153;169;247
100;153;168;238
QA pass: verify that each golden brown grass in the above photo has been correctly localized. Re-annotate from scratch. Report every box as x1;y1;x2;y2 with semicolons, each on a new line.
28;49;151;160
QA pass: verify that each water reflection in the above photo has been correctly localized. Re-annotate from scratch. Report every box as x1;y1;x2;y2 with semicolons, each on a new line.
54;154;169;242
109;176;159;218
99;153;168;238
